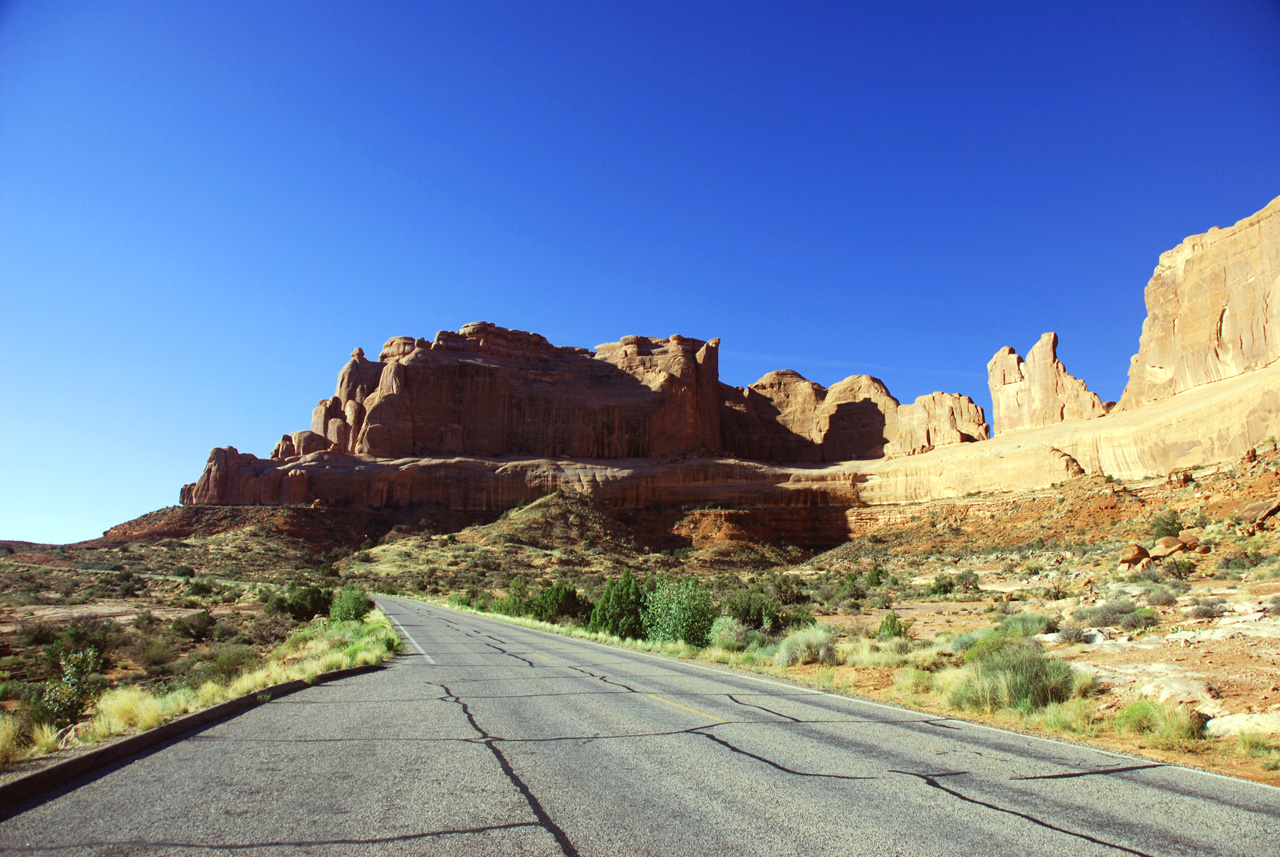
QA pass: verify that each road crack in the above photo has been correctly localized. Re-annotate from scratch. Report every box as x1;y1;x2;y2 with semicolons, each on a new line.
890;770;1156;856
434;681;579;857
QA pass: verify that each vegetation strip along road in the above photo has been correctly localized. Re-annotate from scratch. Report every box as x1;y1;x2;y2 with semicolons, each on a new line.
0;597;1275;855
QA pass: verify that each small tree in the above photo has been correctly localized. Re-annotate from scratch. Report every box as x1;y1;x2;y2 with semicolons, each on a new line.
1152;510;1185;539
588;569;645;639
643;579;716;647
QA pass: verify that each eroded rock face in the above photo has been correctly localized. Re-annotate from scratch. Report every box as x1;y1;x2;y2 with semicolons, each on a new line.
1119;194;1280;409
718;371;900;462
336;323;724;460
888;392;989;455
988;333;1108;434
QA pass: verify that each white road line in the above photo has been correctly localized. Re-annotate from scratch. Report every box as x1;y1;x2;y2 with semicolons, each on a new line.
386;611;436;663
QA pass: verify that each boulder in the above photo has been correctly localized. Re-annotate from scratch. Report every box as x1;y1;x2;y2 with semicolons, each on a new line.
1149;536;1187;559
1119;544;1149;565
987;333;1107;435
1119;194;1280;409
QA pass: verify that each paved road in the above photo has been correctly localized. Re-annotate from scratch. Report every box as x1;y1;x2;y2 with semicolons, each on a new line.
2;597;1276;855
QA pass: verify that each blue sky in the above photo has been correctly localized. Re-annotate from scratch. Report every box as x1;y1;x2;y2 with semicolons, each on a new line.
3;1;1279;543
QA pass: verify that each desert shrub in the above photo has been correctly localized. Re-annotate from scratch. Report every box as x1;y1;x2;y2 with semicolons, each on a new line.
643;579;716;647
1163;558;1197;580
707;617;753;651
1114;699;1203;748
770;572;806;606
1056;625;1091;644
998;613;1058;636
172;611;216;642
876;611;910;639
17;620;59;647
721;588;781;633
774;623;836;667
1267;596;1280;617
895;668;935;694
526;584;591;624
1073;599;1140;628
1186;602;1225;619
588;569;645;640
1119;607;1158;631
63;618;121;658
864;566;884;588
330;586;374;622
779;604;814;630
173;566;195;578
129;632;180;668
0;714;21;767
181;644;261;686
40;648;103;727
1152;510;1184;539
187;578;214;597
1144;586;1177;607
927;574;956;596
949;639;1075;713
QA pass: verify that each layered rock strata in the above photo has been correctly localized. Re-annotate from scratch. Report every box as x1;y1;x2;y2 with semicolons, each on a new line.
988;332;1108;435
1119;194;1280;409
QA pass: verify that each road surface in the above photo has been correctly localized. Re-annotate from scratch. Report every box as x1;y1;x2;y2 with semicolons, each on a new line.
1;596;1276;855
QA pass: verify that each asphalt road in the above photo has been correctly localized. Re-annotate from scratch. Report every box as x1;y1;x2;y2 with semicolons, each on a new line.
2;596;1276;856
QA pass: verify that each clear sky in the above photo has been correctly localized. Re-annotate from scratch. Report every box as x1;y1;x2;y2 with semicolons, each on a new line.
3;1;1279;544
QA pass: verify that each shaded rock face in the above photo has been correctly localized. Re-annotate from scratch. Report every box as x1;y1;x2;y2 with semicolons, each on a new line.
889;392;989;455
719;371;901;462
1119;194;1280;410
988;332;1108;434
292;323;724;460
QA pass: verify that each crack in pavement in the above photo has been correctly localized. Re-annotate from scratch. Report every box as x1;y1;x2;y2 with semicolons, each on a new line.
693;728;877;781
434;681;579;857
1011;764;1165;781
565;664;643;693
726;694;801;722
889;770;1157;856
7;821;547;853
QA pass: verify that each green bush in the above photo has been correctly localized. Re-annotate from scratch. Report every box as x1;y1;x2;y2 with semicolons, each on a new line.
330;586;374;622
707;616;750;651
40;648;103;727
173;566;195;578
526;584;591;624
588;569;645;640
876;611;909;639
949;639;1076;713
643;579;716;647
283;586;332;621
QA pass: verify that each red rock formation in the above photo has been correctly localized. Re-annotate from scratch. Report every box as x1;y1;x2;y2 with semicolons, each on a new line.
1119;194;1280;410
988;332;1107;435
719;371;900;462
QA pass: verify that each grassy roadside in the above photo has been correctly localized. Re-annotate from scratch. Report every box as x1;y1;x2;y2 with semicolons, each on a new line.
419;596;1280;785
0;609;401;770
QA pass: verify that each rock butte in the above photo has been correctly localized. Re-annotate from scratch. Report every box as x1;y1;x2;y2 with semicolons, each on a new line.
183;193;1280;547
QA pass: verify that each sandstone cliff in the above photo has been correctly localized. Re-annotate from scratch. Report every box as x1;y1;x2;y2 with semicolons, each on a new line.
719;371;901;462
888;392;989;455
988;332;1108;435
1119;194;1280;409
